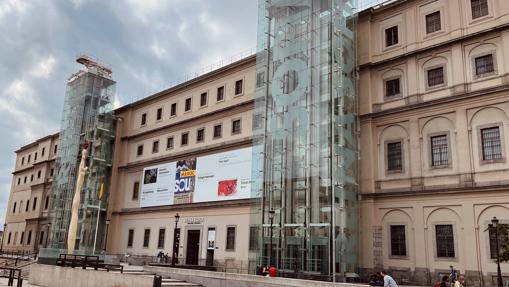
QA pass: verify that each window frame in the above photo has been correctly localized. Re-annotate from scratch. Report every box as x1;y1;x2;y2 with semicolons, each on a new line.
385;139;404;174
225;225;237;252
425;64;447;90
428;132;451;169
127;229;135;248
196;128;205;143
231;119;242;135
143;228;151;248
383;76;402;99
200;92;208;107
216;86;225;102
234;79;244;96
141;113;147;126
185;97;192;112
157;228;166;249
181;132;189;146
478;124;505;164
166;136;174;150
156;107;163;121
170;103;177;117
488;222;508;259
385;25;399;48
213;124;222;139
388;224;408;258
137;144;144;157
434;224;456;259
472;52;497;79
132;181;140;200
152;140;159;154
425;11;442;35
470;0;490;20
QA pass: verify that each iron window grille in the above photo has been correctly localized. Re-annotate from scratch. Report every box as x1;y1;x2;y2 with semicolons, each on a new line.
426;11;441;34
471;0;489;19
475;54;494;76
387;142;403;171
385;78;401;97
427;67;444;87
431;135;448;166
489;224;508;259
481;127;502;160
436;225;455;258
390;225;407;256
385;26;399;47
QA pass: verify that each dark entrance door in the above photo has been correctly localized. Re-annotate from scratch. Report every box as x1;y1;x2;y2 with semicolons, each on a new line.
186;230;200;265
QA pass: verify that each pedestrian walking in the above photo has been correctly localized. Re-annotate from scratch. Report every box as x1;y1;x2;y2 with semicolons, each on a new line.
454;275;465;287
380;270;398;287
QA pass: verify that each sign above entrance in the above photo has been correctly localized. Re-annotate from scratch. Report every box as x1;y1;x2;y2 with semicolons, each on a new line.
185;217;204;225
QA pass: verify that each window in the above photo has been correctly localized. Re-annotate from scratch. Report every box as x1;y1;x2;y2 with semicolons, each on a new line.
171;103;177;117
34;152;38;162
12;202;16;214
387;142;403;172
166;137;174;150
390;225;407;256
249;226;259;251
427;67;444;87
137;145;144;156
196;128;205;143
157;228;165;249
31;174;34;182
436;225;455;258
226;226;236;251
37;170;41;179
143;229;151;248
26;200;29;212
132;182;140;200
24;176;27;184
426;11;441;34
32;197;37;211
185;98;192;112
431;135;448;166
19;201;23;213
481;127;502;160
17;178;20;185
152;140;159;153
28;154;31;163
200;92;207;107
127;229;134;248
256;72;265;88
217;86;225;102
7;232;11;245
471;0;489;19
44;196;49;210
235;80;243;95
39;231;44;245
50;168;54;177
489;224;508;259
141;113;147;126
156;108;162;121
181;132;189;146
475;54;494;76
27;231;32;245
42;147;45;157
213;124;222;138
385;78;401;98
385;26;399;47
20;232;24;245
54;145;58;155
232;119;241;135
21;157;25;165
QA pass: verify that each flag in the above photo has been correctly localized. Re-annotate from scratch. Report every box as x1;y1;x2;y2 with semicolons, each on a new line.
98;181;104;201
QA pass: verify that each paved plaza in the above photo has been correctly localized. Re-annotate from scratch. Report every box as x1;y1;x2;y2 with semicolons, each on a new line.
0;278;40;287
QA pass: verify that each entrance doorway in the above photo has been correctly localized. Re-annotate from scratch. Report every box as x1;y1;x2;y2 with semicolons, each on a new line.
185;230;200;265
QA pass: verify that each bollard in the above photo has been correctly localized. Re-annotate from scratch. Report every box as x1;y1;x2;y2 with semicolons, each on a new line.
153;275;162;287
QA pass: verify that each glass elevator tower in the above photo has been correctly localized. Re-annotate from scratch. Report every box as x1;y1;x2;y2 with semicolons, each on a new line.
251;0;359;281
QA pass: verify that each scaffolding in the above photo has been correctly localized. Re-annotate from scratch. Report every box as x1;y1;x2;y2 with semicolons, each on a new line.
45;56;116;255
251;0;359;281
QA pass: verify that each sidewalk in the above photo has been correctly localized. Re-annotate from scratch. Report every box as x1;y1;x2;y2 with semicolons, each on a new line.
0;278;41;287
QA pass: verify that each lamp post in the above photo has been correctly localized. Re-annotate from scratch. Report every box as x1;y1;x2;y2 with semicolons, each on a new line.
0;224;6;254
45;223;51;248
103;219;111;252
491;217;503;287
268;209;275;266
172;213;180;267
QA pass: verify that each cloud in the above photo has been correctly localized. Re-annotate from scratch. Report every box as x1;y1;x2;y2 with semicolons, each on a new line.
30;56;56;79
0;0;31;20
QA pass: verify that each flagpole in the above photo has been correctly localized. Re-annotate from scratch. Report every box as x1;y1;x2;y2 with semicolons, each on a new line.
92;199;101;254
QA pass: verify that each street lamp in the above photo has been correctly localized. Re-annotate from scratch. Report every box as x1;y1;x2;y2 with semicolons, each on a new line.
491;217;503;287
103;219;111;252
268;209;275;267
0;224;6;254
45;223;51;248
172;213;180;267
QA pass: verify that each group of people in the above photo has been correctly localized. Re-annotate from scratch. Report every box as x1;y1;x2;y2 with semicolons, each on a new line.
369;270;466;287
259;264;278;277
156;251;170;263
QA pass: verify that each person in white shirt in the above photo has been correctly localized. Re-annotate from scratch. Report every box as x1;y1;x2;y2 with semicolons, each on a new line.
380;270;399;287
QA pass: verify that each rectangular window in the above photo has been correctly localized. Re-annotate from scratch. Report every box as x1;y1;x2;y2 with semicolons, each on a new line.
481;127;502;160
28;154;31;163
39;231;44;245
235;80;243;95
17;178;21;185
127;229;134;248
226;226;236;251
37;170;41;179
32;197;37;211
20;232;24;245
249;226;259;251
152;140;159;153
167;137;174;149
24;176;27;184
217;86;225;101
256;72;265;88
387;142;403;171
200;92;207;107
156;108;162;121
34;152;37;162
475;54;494;76
171;103;177;117
436;225;455;258
426;11;441;34
42;147;45;157
12;202;16;214
385;78;401;97
427;67;444;87
181;132;189;146
137;145;144;156
132;182;140;200
196;128;205;142
21;157;25;165
213;124;222;138
141;113;147;126
54;145;58;155
7;232;11;244
232;119;241;135
390;225;407;256
471;0;489;19
27;231;32;245
45;196;49;210
385;26;399;47
489;224;509;259
26;200;30;212
185;98;192;112
31;174;34;182
431;135;448;166
50;168;54;177
158;228;166;249
143;229;150;248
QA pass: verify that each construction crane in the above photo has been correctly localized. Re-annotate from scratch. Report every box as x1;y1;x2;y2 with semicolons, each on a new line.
76;54;112;78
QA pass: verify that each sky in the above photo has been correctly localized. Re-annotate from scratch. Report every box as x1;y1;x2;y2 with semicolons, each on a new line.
0;0;387;230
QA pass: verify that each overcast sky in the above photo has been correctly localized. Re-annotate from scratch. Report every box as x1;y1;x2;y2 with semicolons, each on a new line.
0;0;259;229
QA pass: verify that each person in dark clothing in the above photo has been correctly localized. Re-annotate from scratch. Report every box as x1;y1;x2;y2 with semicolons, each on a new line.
370;272;385;286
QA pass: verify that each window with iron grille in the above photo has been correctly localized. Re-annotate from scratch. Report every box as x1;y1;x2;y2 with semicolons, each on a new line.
475;54;494;76
157;228;166;249
217;86;225;101
471;0;488;19
156;108;162;121
143;229;151;248
226;226;236;251
132;182;139;200
390;225;407;256
481;127;502;160
127;229;134;248
213;124;222;138
431;135;448;166
232;119;241;135
385;78;401;97
152;140;159;153
181;132;189;146
167;137;174;149
426;11;441;34
489;224;508;259
185;98;192;111
427;67;444;87
141;113;147;125
436;225;455;258
200;92;207;107
170;103;177;116
196;128;205;142
387;142;402;171
385;26;399;47
235;80;243;95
